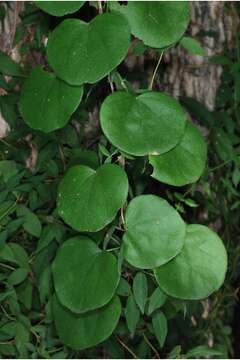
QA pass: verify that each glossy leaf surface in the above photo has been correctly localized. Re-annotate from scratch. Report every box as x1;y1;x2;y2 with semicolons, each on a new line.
19;67;83;132
53;236;119;313
58;164;128;232
123;195;186;269
53;295;121;350
47;13;130;85
149;122;207;186
154;224;228;300
100;91;187;156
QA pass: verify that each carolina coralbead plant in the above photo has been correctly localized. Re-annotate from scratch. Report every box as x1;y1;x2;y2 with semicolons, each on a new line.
18;0;228;351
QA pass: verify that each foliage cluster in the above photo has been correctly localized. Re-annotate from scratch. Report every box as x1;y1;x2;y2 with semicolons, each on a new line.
0;1;239;358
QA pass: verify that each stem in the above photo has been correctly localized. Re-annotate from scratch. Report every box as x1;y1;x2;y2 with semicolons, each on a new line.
143;333;160;359
98;1;103;14
209;159;232;172
115;335;138;359
106;246;120;252
0;262;15;271
149;51;164;90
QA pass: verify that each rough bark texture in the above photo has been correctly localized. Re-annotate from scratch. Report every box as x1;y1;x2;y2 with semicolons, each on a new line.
0;2;23;138
162;1;239;110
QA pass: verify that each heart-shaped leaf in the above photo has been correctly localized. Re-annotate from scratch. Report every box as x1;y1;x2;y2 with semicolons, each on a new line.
53;236;119;313
100;91;187;156
154;224;228;300
57;164;128;232
123;195;186;269
19;67;83;132
53;294;121;350
114;1;189;48
149;122;207;186
47;13;130;85
35;1;85;16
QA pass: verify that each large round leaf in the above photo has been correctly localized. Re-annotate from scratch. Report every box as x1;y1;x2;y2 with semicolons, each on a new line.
47;13;130;85
149;122;207;186
154;224;228;300
53;294;121;350
100;91;187;156
35;1;85;16
19;67;83;133
116;2;189;48
123;195;186;269
53;236;119;313
57;164;128;232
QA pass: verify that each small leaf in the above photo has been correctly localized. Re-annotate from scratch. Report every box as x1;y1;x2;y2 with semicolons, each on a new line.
148;287;167;315
133;272;148;314
39;266;52;304
0;50;25;77
116;278;131;297
8;268;28;286
168;345;182;359
152;312;168;348
125;294;140;334
180;36;206;56
0;160;19;183
17;206;42;238
185;345;224;359
35;1;85;16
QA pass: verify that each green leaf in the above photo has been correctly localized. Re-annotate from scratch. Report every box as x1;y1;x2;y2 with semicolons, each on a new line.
19;67;83;132
0;50;25;77
185;345;224;359
0;160;19;183
154;224;228;300
53;294;121;350
57;164;128;232
35;1;85;16
152;312;168;348
17;206;42;238
38;266;52;304
53;236;120;313
100;91;187;156
8;268;28;286
16;279;32;310
148;288;167;315
180;36;206;56
116;277;131;297
133;272;148;314
67;149;99;169
15;321;29;358
47;13;130;85
0;243;29;269
123;195;186;269
149;122;207;186
115;2;189;48
125;294;140;334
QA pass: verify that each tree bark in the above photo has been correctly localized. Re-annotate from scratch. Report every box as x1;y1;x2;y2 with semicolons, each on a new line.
162;1;239;110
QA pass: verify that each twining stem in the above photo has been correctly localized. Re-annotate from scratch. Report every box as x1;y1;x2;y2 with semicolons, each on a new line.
115;335;139;359
209;159;232;172
143;333;160;359
149;51;164;90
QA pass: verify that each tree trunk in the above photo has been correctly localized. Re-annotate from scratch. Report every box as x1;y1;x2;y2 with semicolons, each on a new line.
162;1;239;110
